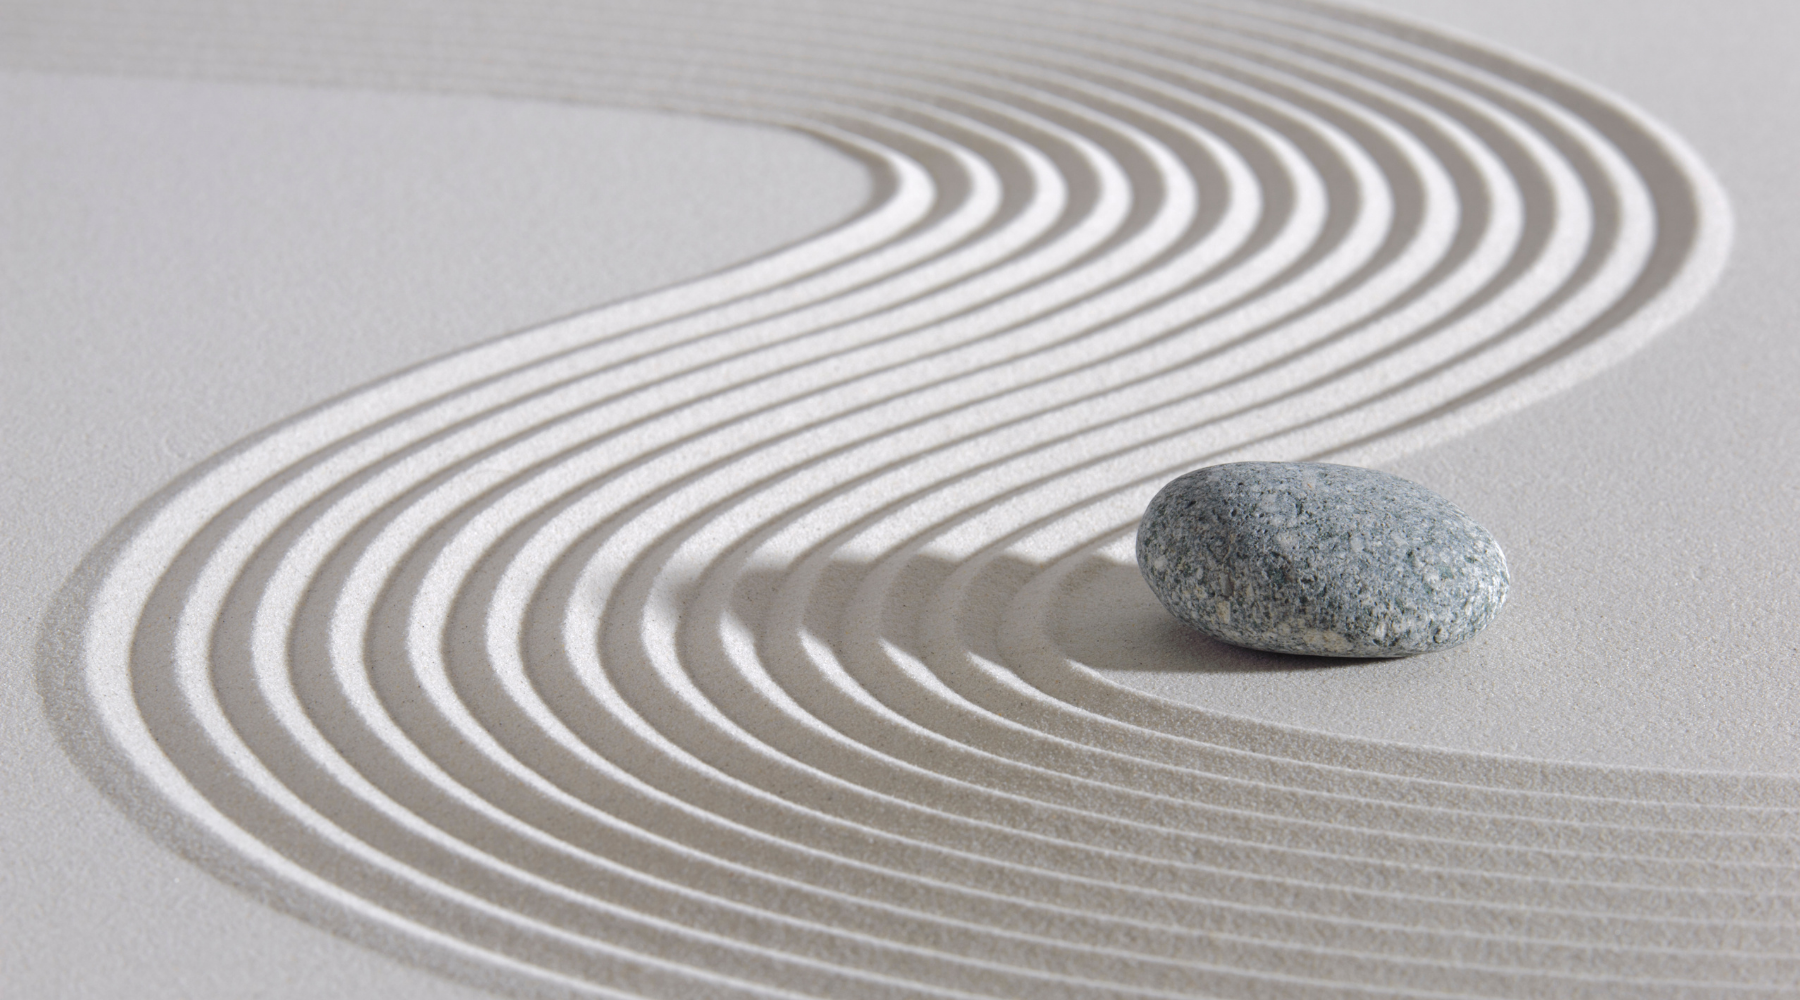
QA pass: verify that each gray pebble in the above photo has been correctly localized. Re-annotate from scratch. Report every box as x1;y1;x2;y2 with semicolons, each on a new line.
1136;462;1508;657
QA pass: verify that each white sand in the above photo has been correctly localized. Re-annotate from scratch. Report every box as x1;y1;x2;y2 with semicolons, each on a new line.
4;2;1795;996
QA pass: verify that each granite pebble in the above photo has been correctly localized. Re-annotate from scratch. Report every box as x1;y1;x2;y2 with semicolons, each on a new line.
1136;462;1509;657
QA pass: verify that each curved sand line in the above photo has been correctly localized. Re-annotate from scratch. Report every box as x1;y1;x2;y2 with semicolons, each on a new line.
34;0;1783;996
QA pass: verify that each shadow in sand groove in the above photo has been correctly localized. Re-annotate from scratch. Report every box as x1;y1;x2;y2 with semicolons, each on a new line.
719;552;1382;687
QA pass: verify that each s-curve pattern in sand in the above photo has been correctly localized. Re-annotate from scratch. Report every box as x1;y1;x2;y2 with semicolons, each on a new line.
32;0;1792;996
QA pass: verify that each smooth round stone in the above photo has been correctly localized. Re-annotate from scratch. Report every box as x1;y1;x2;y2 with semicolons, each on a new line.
1136;462;1509;657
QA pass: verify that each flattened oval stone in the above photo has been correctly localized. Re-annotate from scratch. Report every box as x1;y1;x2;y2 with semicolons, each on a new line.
1136;462;1509;657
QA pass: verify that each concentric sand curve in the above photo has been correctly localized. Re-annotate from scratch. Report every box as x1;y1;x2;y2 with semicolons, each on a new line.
35;0;1783;996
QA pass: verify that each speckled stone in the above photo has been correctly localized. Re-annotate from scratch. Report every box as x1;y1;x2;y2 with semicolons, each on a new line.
1136;462;1509;657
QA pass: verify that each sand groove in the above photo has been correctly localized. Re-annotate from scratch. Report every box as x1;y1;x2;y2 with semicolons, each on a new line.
35;0;1787;996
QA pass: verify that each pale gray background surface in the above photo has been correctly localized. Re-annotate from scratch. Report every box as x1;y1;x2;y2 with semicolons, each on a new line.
4;1;1795;995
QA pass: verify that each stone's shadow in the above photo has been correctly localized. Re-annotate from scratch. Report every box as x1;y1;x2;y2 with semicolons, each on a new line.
1045;554;1390;675
690;549;1385;682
